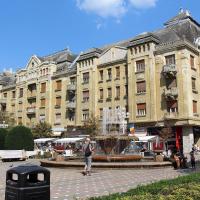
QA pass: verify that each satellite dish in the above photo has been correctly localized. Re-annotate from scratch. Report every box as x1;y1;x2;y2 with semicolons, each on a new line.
194;37;200;47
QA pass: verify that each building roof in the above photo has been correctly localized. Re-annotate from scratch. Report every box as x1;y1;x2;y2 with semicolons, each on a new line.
0;72;16;86
38;49;77;64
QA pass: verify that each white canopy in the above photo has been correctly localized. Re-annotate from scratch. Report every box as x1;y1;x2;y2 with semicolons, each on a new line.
54;138;84;144
34;138;56;144
137;136;157;142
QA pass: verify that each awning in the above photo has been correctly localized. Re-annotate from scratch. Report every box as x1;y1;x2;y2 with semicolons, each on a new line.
137;136;157;142
34;138;56;144
54;138;84;144
52;131;62;137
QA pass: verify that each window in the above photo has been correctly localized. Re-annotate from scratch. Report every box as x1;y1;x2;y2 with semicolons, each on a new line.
41;82;46;93
12;91;16;98
3;93;7;98
99;70;103;81
18;117;22;124
125;65;128;77
99;89;103;100
107;88;112;98
18;103;23;111
83;72;89;84
99;108;103;119
136;60;145;72
165;54;175;65
116;67;120;79
107;69;112;80
55;113;61;124
19;88;23;98
167;100;178;113
39;115;45;122
125;85;128;97
192;77;196;90
116;86;120;99
55;97;61;107
70;77;76;85
41;99;46;107
137;81;146;93
56;80;62;91
143;45;145;52
190;55;195;69
83;90;89;102
134;47;137;54
82;109;89;121
137;103;146;116
193;100;197;114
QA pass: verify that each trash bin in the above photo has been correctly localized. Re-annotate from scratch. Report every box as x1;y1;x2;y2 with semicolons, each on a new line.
5;164;50;200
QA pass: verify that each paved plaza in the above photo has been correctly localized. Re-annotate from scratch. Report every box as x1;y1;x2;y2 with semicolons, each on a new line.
0;159;197;200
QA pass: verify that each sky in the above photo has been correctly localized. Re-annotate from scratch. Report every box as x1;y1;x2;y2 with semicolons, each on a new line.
0;0;200;72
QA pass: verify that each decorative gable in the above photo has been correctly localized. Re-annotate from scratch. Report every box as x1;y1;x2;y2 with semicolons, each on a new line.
26;55;41;70
99;47;127;65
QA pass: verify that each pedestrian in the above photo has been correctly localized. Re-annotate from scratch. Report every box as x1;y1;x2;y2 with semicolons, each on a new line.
82;137;93;176
190;151;196;169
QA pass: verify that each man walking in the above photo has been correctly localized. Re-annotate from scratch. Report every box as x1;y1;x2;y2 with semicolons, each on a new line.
82;137;93;176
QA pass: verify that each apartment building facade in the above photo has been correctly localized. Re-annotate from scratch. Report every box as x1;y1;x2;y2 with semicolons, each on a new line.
1;10;200;155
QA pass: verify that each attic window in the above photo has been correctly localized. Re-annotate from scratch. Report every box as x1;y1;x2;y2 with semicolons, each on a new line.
32;62;34;67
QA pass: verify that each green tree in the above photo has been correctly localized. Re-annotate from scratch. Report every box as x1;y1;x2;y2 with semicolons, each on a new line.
0;128;8;149
0;111;15;128
32;121;52;138
5;126;34;150
82;115;100;138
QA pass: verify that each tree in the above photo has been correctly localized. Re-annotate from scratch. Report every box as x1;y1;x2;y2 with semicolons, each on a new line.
82;115;100;138
5;126;34;150
0;111;15;128
0;128;8;149
32;121;52;138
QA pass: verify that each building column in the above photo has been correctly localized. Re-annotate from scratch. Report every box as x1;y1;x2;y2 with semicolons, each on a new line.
182;126;194;155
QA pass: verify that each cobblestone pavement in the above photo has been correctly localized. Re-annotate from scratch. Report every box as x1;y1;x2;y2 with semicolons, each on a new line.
0;159;197;200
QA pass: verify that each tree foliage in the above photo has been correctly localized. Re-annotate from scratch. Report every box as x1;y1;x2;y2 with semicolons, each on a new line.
0;128;8;149
82;115;100;138
5;126;34;150
32;121;52;138
0;111;15;127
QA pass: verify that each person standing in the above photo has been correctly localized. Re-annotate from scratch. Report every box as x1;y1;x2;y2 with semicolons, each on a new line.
82;137;93;176
190;151;196;169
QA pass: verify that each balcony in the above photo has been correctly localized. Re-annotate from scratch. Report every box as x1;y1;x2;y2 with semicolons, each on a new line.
67;101;76;109
67;84;76;91
0;98;6;104
164;112;179;119
27;107;36;114
27;91;37;99
164;87;178;100
162;64;177;78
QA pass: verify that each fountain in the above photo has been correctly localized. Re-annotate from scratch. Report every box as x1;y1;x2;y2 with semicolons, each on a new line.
92;107;142;162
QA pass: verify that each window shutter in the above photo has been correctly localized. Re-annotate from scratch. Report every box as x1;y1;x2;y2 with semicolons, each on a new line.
137;103;146;110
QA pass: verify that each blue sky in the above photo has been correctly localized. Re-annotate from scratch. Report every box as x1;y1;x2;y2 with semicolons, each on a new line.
0;0;200;71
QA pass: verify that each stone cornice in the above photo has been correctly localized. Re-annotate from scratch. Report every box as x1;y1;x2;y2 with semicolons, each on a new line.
154;39;200;55
97;58;127;68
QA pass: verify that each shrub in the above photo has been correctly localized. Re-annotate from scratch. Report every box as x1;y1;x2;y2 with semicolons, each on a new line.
5;126;34;151
0;128;8;149
90;173;200;200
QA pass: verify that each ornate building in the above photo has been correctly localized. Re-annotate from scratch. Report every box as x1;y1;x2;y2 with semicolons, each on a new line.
1;10;200;155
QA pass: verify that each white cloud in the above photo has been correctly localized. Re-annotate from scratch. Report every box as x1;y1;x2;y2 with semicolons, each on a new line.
76;0;127;18
76;0;159;24
129;0;158;9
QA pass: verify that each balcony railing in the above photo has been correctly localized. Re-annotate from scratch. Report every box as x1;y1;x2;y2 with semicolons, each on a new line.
67;84;76;91
27;107;36;114
67;101;76;109
162;64;177;77
0;98;6;104
27;91;37;99
164;112;179;119
164;87;178;99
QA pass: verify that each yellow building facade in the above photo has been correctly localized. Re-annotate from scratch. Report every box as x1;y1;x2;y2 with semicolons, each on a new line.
1;10;200;154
